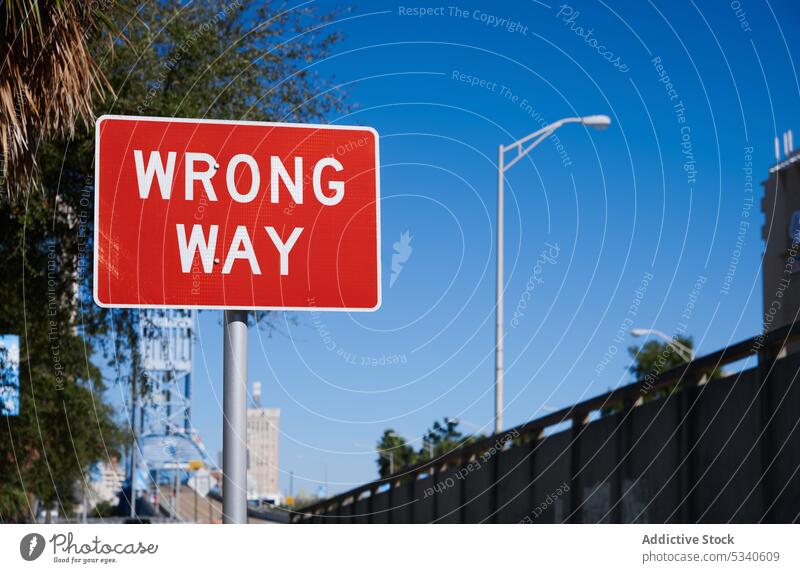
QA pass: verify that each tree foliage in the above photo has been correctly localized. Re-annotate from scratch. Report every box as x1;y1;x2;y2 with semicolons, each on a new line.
602;334;723;417
1;0;345;521
627;335;694;382
376;430;415;478
0;0;117;190
0;196;123;522
421;418;463;460
375;419;483;478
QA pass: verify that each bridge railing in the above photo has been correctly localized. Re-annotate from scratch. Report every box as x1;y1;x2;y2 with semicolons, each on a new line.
290;321;800;523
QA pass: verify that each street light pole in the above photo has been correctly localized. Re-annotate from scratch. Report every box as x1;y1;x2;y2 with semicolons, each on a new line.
379;451;394;475
128;380;137;520
494;114;611;435
495;145;505;435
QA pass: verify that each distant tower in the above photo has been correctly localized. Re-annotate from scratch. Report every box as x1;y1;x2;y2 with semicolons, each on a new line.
252;381;261;407
762;130;800;334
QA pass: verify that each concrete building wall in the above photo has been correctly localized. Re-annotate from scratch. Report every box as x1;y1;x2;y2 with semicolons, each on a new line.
246;407;280;502
762;155;800;331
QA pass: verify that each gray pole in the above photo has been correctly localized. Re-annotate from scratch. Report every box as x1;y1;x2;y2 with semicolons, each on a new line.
495;145;504;435
174;468;180;522
223;309;248;523
129;378;137;519
82;484;88;523
171;471;176;521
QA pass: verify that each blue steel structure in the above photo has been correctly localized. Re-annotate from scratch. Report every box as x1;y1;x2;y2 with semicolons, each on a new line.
135;309;216;488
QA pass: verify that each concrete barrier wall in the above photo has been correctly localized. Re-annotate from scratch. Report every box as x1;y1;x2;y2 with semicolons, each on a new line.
305;353;800;523
769;356;800;522
691;368;764;522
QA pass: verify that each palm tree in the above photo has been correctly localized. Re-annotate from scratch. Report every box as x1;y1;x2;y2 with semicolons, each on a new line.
1;0;112;191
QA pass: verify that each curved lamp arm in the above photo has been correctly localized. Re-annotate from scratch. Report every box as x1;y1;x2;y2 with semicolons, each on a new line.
501;115;611;173
631;328;694;362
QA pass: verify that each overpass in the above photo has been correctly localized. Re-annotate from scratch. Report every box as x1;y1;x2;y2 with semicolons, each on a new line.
153;485;289;523
293;322;800;523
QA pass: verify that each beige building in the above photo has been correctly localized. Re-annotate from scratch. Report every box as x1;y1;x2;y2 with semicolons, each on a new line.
247;405;281;504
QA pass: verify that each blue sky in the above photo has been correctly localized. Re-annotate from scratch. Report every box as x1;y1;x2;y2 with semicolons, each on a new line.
130;1;800;496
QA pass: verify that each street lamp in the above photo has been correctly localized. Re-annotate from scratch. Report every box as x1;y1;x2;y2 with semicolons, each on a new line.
356;440;397;475
630;328;694;362
379;451;394;475
494;114;612;434
446;417;487;433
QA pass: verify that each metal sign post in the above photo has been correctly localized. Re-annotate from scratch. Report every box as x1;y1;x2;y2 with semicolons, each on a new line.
223;310;248;523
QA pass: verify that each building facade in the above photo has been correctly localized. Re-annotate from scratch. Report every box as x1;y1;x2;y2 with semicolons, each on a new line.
761;145;800;333
87;457;125;508
246;407;281;504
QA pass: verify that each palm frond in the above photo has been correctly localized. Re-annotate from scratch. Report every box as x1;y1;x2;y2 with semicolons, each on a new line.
1;0;113;194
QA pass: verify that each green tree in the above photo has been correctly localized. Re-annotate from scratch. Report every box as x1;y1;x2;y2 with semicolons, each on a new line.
598;336;693;417
628;335;722;390
1;0;345;521
376;430;415;478
627;335;694;382
420;417;464;460
1;0;117;189
375;419;485;477
602;334;724;417
0;197;124;522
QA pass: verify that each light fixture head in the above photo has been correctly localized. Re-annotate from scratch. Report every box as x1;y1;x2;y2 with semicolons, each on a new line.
630;328;648;337
581;114;612;130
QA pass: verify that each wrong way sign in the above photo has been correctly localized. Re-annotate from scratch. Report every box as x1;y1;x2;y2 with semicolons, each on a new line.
93;115;380;311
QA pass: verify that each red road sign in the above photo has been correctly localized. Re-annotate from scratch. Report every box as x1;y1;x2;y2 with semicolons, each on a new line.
94;115;380;310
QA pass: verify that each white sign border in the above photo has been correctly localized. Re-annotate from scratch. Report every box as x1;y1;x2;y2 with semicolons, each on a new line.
93;114;382;312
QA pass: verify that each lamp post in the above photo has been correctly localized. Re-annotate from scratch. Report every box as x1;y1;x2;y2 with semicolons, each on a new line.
379;451;394;475
494;114;612;434
630;328;694;362
446;417;486;434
